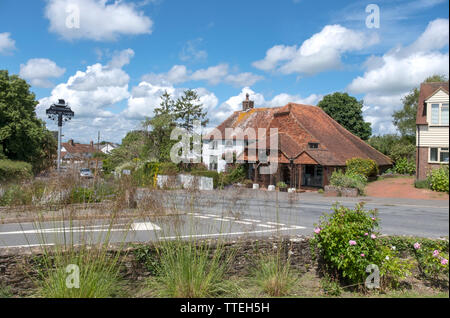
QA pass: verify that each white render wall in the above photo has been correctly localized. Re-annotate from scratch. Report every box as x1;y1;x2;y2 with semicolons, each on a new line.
202;139;246;173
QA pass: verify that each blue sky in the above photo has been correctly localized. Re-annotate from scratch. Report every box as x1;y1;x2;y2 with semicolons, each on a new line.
0;0;448;143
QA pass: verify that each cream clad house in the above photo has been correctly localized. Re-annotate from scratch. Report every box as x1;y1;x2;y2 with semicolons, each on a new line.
416;82;449;180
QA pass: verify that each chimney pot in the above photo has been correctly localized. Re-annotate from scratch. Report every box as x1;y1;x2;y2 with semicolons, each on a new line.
242;94;254;111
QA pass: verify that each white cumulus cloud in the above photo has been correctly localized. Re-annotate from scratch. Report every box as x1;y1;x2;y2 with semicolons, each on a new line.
19;58;66;88
347;18;449;135
45;0;153;41
142;63;263;87
0;32;15;54
253;24;379;75
37;49;133;119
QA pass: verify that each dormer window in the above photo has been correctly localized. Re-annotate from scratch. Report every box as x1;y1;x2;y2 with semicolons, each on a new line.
308;143;319;149
430;103;449;125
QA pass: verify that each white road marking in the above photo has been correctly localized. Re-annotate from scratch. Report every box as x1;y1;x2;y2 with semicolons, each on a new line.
242;218;261;223
257;224;276;228
131;222;161;231
0;243;55;249
160;226;308;240
213;218;231;222
193;215;211;219
266;221;286;226
0;222;161;235
233;220;254;225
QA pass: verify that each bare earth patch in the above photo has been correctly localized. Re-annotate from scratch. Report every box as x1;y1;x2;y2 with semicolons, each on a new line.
365;176;449;200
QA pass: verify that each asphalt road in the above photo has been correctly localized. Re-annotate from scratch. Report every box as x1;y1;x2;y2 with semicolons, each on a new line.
0;190;448;248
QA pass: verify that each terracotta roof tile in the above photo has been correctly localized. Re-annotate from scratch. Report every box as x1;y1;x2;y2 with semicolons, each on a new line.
208;102;392;167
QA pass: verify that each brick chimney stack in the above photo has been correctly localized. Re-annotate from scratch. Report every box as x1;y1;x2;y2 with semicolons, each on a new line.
69;139;74;146
242;93;254;111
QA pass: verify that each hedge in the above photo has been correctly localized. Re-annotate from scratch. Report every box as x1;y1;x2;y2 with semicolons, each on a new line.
0;159;33;183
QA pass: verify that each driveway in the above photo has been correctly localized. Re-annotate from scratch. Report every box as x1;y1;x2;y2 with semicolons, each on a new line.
365;176;449;200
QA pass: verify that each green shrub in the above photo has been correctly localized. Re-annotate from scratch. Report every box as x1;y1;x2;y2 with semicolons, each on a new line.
412;242;449;282
0;159;33;183
330;170;367;195
310;204;412;289
158;162;179;175
0;184;33;206
414;179;431;189
346;158;379;178
428;166;449;193
222;164;247;185
392;157;415;175
276;181;287;188
69;187;98;203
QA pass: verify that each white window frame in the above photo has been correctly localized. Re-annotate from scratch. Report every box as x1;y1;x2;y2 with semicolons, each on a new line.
429;147;449;164
428;102;449;126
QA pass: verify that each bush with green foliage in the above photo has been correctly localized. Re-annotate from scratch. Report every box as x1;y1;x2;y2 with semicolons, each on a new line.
311;204;412;289
428;166;449;193
276;181;287;188
414;178;431;189
346;158;379;178
69;187;98;204
412;242;449;282
0;159;32;183
392;157;416;175
330;170;367;195
0;183;33;206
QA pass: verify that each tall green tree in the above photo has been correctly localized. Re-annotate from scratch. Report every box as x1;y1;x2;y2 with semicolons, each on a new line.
143;91;177;162
318;92;372;140
174;89;209;132
393;74;448;138
0;70;56;172
154;90;175;117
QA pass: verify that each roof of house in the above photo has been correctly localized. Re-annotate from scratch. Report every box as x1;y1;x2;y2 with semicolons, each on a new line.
61;142;96;159
416;82;449;125
205;103;392;167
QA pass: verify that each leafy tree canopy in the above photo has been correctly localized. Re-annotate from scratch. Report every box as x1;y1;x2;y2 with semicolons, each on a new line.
0;70;56;172
318;92;372;140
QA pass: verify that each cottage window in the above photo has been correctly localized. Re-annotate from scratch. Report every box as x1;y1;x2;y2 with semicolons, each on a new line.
429;147;449;164
308;143;319;149
209;140;218;150
430;103;449;126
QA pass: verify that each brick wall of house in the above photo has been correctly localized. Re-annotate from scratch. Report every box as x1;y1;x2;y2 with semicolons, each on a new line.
416;147;442;180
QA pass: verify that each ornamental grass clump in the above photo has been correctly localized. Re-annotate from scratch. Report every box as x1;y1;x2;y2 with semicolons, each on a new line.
310;203;411;290
252;249;298;297
154;238;233;298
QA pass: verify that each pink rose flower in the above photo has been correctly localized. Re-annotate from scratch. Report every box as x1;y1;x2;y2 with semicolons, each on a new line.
349;240;357;246
441;258;448;265
433;250;440;257
414;242;421;250
371;234;377;239
364;233;369;236
371;217;376;221
314;227;321;234
360;253;365;257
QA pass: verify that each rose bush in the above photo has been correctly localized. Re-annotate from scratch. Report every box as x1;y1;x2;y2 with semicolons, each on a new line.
310;203;411;290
